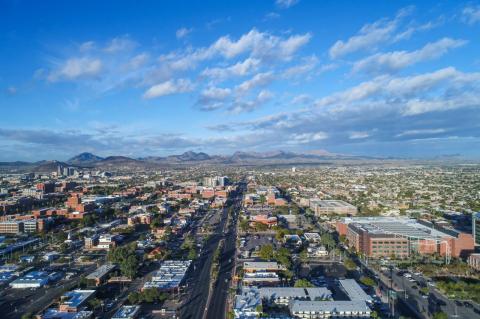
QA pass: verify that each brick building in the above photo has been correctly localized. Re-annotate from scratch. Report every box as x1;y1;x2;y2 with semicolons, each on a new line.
337;217;474;258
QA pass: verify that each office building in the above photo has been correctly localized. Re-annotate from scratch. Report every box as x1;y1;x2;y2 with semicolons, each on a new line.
309;200;357;216
337;217;474;258
0;220;24;234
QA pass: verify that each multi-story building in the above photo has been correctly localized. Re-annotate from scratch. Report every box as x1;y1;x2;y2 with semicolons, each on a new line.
472;212;480;246
0;220;24;234
337;217;474;258
36;182;56;194
203;176;229;187
66;193;95;213
310;199;357;216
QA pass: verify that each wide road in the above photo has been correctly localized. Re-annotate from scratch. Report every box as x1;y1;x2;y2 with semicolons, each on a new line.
180;183;243;319
206;183;244;319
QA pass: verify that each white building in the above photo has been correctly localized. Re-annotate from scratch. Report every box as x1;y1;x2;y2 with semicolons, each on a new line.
289;300;371;318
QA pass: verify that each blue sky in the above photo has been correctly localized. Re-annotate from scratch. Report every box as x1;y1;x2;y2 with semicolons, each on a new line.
1;0;480;161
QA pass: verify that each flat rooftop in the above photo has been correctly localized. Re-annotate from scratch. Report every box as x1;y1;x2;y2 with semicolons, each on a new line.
289;300;371;313
85;263;116;280
344;217;454;240
259;287;332;300
339;279;373;302
311;200;356;208
143;260;191;289
244;261;283;270
61;289;95;308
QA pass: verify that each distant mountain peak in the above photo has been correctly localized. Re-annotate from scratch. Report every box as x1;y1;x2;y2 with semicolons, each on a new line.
176;151;211;161
67;152;104;164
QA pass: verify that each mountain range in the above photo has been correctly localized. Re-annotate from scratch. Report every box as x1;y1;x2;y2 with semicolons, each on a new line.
0;150;472;173
0;150;381;172
66;150;373;167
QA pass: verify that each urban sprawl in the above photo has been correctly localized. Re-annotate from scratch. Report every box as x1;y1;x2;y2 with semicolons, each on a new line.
0;160;480;319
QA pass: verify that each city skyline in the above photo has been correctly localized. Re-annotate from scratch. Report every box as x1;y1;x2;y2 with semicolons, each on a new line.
1;0;480;161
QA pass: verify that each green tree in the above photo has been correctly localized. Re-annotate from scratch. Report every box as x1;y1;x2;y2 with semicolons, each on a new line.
108;244;140;279
187;247;197;260
344;257;356;271
21;313;34;319
259;195;266;205
294;279;315;288
128;291;140;304
88;298;102;310
299;249;308;263
321;232;336;251
433;312;448;319
275;228;288;241
359;276;375;287
275;247;292;269
259;244;275;260
239;218;249;232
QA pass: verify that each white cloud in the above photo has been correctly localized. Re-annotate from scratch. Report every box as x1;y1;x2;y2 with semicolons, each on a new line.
229;89;274;113
396;129;446;137
349;131;370;139
462;5;480;25
329;6;413;59
264;12;281;20
48;57;102;82
176;27;193;39
202;58;261;81
257;89;274;102
127;53;150;69
212;29;311;61
402;93;480;116
291;94;311;105
199;86;232;102
236;72;274;93
104;35;137;53
276;0;299;9
197;86;232;110
283;55;318;78
316;67;480;110
392;18;443;42
79;41;95;52
143;79;194;99
352;38;466;74
290;131;328;144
